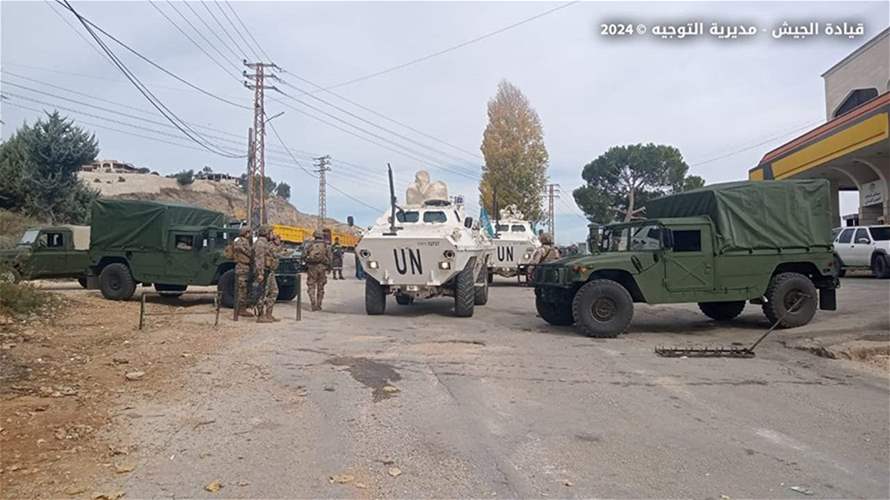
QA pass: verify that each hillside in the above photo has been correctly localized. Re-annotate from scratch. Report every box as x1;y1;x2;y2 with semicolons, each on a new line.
80;171;359;234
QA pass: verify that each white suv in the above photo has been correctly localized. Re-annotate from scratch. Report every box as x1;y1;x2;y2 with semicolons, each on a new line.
832;225;890;278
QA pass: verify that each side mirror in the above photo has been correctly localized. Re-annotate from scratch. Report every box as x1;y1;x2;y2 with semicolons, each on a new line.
464;217;474;229
662;229;674;250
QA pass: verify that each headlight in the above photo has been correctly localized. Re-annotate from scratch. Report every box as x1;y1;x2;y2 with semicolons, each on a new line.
368;260;379;269
438;261;451;270
523;253;531;259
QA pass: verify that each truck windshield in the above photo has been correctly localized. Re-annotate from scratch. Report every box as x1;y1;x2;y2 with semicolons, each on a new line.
396;211;420;223
601;224;662;252
18;230;39;246
422;211;447;223
869;227;890;241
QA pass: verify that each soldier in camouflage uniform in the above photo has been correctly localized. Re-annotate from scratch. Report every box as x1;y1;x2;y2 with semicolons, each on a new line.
232;226;254;318
304;230;332;311
253;225;280;323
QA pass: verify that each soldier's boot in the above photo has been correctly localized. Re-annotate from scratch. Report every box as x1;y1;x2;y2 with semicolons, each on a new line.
265;304;280;322
237;306;254;318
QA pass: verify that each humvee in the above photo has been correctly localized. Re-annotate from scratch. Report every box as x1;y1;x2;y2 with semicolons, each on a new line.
534;180;839;337
0;225;91;286
85;199;299;304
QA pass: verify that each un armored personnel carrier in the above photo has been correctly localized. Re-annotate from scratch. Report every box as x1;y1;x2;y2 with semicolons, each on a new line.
534;180;839;337
487;205;541;282
356;169;492;317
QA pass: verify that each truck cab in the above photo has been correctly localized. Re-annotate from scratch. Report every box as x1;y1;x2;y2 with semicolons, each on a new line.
0;226;90;284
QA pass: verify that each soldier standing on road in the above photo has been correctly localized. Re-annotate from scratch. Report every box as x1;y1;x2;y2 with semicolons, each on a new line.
253;225;280;323
304;230;332;311
232;226;254;318
528;233;561;282
331;238;344;280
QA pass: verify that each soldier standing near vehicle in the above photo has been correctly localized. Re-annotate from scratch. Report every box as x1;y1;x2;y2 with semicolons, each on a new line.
231;226;254;318
331;238;344;280
304;230;332;311
528;233;560;282
253;225;280;323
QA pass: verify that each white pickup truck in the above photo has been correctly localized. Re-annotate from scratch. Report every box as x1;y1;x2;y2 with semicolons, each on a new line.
832;225;890;278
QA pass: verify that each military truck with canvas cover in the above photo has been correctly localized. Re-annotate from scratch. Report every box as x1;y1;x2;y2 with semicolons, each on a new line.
0;225;91;286
85;199;299;304
534;180;839;337
356;170;492;317
487;205;540;282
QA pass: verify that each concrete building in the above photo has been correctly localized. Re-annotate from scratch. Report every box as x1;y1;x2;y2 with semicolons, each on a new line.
750;28;889;226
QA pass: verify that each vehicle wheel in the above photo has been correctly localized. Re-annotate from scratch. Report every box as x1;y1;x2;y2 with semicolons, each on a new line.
454;266;475;318
762;272;817;328
218;269;236;308
77;277;88;288
536;296;574;326
698;301;746;321
154;283;187;298
365;277;386;315
572;279;634;338
395;293;413;305
833;254;846;277
0;267;21;284
487;271;493;284
871;253;890;279
474;273;489;306
99;263;136;301
277;284;298;301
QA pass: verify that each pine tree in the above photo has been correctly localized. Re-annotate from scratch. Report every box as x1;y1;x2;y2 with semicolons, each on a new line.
479;80;549;223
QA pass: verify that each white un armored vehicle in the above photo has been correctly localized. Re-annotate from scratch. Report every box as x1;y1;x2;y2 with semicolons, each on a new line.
356;169;492;317
487;204;541;283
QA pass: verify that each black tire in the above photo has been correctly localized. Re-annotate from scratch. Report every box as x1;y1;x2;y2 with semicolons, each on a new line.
218;269;236;308
536;296;574;326
154;283;187;298
833;254;846;278
454;266;475;318
698;301;746;321
572;279;634;338
871;253;890;279
99;263;136;301
365;277;386;315
487;270;494;284
474;272;489;306
77;277;88;289
762;272;818;328
395;293;414;305
277;284;298;301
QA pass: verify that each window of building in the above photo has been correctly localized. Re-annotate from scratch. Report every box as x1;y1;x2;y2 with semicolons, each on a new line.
672;230;702;252
837;228;854;243
833;88;878;118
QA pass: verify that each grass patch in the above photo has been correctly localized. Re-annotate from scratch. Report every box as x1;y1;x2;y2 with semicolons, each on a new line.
0;282;61;321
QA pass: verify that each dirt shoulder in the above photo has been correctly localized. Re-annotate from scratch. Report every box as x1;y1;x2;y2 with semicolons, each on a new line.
0;284;244;499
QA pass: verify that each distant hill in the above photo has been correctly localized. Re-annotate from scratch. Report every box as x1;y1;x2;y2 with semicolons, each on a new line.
79;171;358;234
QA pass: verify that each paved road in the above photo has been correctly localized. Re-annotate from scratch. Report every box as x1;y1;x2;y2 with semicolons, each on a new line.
107;273;889;498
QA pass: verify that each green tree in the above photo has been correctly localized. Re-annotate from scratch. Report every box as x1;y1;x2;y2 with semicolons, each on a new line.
573;143;704;223
172;169;195;185
275;182;291;200
0;112;99;223
479;80;549;223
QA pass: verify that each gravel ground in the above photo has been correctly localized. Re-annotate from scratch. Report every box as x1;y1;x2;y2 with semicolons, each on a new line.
86;263;890;499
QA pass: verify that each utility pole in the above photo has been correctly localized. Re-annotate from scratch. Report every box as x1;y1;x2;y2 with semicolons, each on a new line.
314;155;331;229
243;60;279;228
545;183;560;239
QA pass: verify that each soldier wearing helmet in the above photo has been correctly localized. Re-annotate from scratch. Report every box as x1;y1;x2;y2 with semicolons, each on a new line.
304;229;332;311
253;225;280;322
528;232;560;282
230;226;254;317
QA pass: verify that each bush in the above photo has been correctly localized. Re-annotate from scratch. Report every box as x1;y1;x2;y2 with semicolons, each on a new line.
0;282;58;320
173;169;194;186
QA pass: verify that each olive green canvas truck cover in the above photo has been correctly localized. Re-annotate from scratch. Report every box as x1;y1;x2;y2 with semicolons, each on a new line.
644;180;832;253
90;199;227;252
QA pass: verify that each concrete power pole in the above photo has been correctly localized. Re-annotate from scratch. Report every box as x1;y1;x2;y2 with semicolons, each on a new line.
545;183;560;240
314;155;332;229
243;60;279;229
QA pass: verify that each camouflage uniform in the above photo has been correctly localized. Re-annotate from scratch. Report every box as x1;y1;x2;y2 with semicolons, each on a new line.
232;228;254;317
304;231;332;311
331;241;344;280
253;227;280;322
528;233;560;282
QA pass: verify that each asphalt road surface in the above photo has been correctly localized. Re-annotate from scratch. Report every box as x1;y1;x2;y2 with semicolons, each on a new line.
104;270;889;498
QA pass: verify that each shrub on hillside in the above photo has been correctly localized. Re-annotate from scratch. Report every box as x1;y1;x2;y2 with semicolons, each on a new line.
0;282;59;320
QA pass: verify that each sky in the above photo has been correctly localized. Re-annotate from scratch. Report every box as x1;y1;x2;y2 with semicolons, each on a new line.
1;0;888;244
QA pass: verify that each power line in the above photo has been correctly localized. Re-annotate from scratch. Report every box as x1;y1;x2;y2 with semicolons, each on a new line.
200;0;248;60
323;1;578;91
215;0;262;61
163;0;242;74
689;120;822;167
223;0;273;62
56;0;244;158
182;0;243;62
